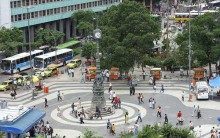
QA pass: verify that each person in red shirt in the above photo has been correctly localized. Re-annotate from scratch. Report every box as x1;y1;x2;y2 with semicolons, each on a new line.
114;97;119;108
177;111;182;118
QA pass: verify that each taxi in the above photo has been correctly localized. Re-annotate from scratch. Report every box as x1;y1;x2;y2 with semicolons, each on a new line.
0;80;13;91
66;59;82;69
45;64;58;77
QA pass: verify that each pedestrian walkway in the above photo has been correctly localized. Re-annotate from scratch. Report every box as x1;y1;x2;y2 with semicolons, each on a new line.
194;124;220;138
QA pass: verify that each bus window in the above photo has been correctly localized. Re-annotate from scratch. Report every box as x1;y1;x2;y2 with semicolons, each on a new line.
52;56;56;62
1;60;11;70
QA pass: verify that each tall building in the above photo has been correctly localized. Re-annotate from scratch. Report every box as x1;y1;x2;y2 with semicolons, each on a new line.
0;0;121;44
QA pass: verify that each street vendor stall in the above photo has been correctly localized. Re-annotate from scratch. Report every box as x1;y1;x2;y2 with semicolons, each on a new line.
110;67;120;80
86;67;96;80
150;68;162;79
193;68;205;80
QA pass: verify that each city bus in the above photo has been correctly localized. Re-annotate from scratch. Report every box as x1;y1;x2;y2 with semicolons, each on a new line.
1;50;44;74
33;48;73;70
209;0;220;9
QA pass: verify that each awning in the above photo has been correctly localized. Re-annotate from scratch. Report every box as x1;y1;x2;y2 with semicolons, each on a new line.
56;40;80;49
209;77;220;88
0;109;45;134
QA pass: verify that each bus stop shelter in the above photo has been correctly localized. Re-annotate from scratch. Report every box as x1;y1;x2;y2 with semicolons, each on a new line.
0;105;45;138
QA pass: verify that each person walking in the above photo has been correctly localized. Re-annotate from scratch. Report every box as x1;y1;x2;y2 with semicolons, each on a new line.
157;106;162;118
136;110;142;122
57;91;61;102
129;86;133;96
44;98;48;108
68;68;71;77
153;85;157;93
81;106;86;118
61;93;64;102
197;106;201;119
109;83;112;92
96;106;102;120
140;93;144;103
132;86;135;95
149;97;153;108
137;93;141;104
80;113;84;124
71;68;75;77
125;112;129;124
164;114;168;124
192;105;197;117
160;84;164;93
78;97;81;108
106;71;110;82
80;73;85;83
189;121;194;131
111;124;116;135
152;98;156;109
71;102;76;114
57;106;61;116
107;119;111;133
112;92;116;103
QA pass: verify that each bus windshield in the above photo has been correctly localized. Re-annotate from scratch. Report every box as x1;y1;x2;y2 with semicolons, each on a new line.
34;58;44;68
1;60;11;70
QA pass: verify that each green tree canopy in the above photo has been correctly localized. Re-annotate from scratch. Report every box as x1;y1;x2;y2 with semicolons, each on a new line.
35;28;64;47
175;11;220;75
99;0;161;72
81;42;96;61
0;28;23;57
71;10;96;37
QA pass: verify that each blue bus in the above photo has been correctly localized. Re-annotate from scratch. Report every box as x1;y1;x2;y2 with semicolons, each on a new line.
1;50;44;74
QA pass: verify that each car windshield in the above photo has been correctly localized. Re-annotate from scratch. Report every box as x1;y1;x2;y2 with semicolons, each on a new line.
1;60;11;70
2;82;7;85
70;61;75;64
198;88;208;93
34;58;44;68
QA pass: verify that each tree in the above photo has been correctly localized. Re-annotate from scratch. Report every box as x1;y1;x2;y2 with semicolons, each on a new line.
71;10;96;37
81;129;103;138
99;0;161;73
81;42;96;61
175;11;220;76
35;28;64;47
0;28;23;57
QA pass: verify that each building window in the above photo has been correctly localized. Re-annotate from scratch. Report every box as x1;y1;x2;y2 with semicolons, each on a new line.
34;12;38;18
13;2;17;8
42;0;46;3
18;14;22;21
11;16;14;22
43;10;46;16
50;9;53;14
98;1;102;6
26;0;30;6
10;2;13;8
34;0;38;4
31;12;34;18
94;1;97;6
17;1;21;7
39;11;43;17
71;5;74;10
55;8;60;14
49;0;53;2
23;13;27;20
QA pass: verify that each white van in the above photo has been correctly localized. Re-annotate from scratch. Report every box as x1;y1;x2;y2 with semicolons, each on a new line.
195;81;209;100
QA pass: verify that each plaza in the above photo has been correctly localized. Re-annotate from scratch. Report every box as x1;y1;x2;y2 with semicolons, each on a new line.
0;64;220;138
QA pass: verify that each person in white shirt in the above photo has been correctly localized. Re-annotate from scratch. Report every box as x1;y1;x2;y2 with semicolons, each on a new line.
106;71;110;82
71;68;75;77
41;71;45;80
109;90;113;100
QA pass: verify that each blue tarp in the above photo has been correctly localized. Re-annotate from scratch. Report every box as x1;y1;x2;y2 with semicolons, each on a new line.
0;109;45;134
209;77;220;88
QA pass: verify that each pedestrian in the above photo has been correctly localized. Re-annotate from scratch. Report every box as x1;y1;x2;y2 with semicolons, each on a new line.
68;68;71;77
80;73;85;83
134;122;139;135
81;106;86;118
109;83;112;92
109;90;113;100
46;121;50;129
189;121;194;131
149;97;153;108
111;124;116;135
57;106;61;116
198;125;202;138
44;98;48;108
157;106;162;118
137;93;141;104
26;80;30;89
57;90;61;102
164;114;168;124
140;93;144;103
95;106;102;120
74;106;78;118
107;119;111;133
152;98;156;109
129;86;133;96
192;105;196;117
160;84;164;93
118;98;121;109
61;93;64;102
80;112;84;124
106;71;110;82
78;97;81;108
197;106;201;119
41;70;45;80
71;68;75;77
136;110;142;122
153;85;157;93
182;91;185;101
132;86;135;95
125;112;129;124
49;126;53;138
112;92;116;103
71;102;75;114
10;91;15;100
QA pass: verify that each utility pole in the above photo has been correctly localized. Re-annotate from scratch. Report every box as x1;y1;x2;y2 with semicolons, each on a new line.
188;8;192;100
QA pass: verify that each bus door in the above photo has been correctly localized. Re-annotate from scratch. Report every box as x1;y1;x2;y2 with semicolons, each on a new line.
11;61;16;74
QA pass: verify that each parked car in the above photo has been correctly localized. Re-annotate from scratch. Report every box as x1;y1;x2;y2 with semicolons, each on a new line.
45;64;58;77
0;80;14;91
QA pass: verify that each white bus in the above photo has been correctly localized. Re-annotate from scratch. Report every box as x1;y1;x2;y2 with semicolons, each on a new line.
195;81;209;100
209;0;220;9
33;48;73;70
1;50;44;74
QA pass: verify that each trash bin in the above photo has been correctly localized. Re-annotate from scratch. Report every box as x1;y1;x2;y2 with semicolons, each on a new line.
44;87;48;93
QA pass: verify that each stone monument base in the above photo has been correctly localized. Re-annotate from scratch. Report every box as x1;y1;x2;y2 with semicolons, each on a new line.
85;106;114;120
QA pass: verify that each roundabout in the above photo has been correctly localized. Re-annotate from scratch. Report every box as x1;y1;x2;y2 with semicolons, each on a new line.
51;101;147;126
